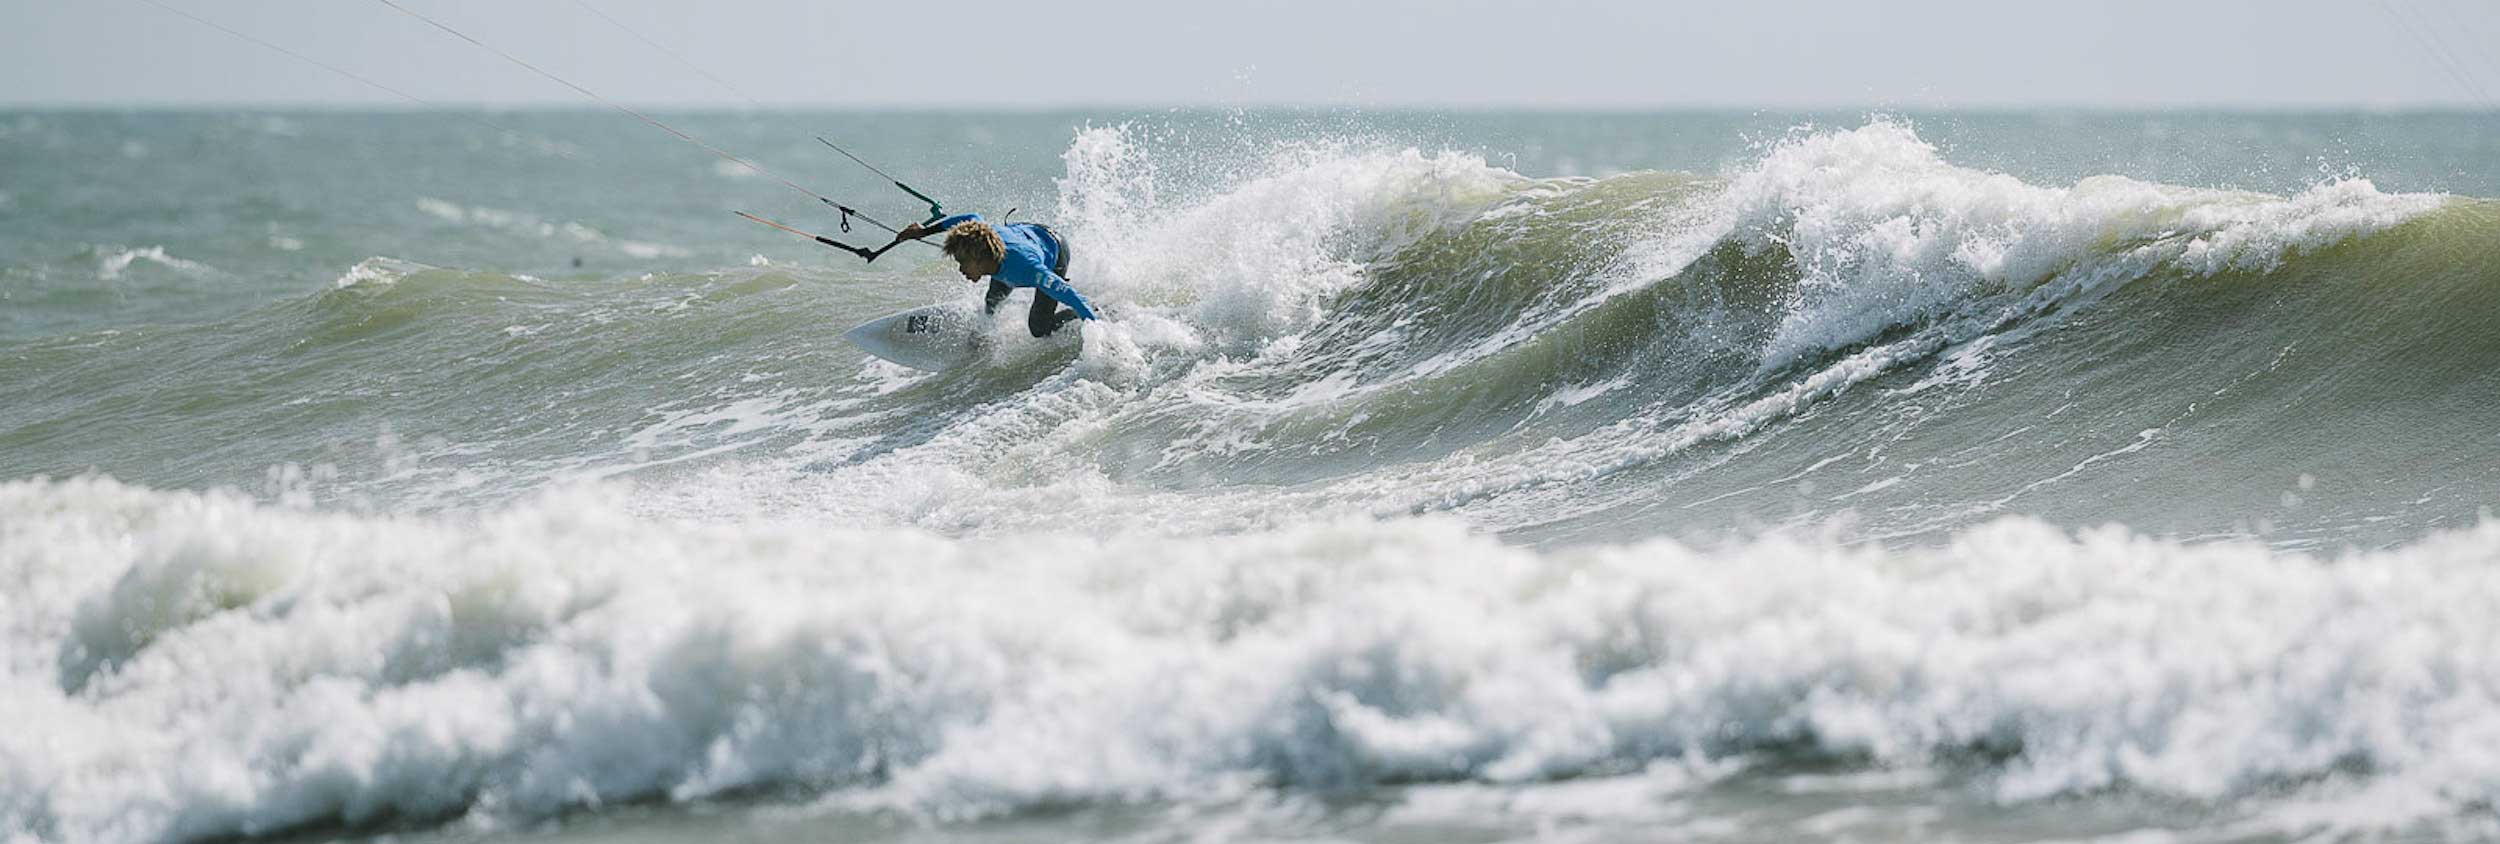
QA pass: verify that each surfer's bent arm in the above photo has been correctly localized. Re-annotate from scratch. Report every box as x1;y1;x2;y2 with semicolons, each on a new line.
892;212;982;245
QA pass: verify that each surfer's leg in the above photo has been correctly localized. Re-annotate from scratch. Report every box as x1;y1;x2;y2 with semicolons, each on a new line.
1027;291;1078;338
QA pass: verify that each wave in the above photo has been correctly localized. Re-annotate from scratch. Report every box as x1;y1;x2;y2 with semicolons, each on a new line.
0;245;229;342
7;476;2500;842
410;198;690;259
1002;121;2493;544
4;121;2492;546
94;246;221;282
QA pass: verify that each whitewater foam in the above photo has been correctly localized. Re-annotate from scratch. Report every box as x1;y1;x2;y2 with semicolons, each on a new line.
8;477;2500;843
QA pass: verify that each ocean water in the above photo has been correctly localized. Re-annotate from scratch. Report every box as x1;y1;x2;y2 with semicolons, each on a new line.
4;109;2499;843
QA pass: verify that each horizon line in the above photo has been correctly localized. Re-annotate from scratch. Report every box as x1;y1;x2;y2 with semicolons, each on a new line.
5;101;2497;115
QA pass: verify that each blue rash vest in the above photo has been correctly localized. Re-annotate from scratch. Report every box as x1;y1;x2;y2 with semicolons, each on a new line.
930;213;1098;320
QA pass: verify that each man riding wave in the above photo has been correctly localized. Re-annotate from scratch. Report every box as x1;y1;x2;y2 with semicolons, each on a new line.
892;214;1097;338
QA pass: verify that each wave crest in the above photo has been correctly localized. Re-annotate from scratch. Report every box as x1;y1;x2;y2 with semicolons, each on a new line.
1659;119;2447;369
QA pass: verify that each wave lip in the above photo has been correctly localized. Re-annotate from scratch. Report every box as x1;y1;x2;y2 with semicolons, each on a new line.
9;477;2500;842
1646;120;2449;371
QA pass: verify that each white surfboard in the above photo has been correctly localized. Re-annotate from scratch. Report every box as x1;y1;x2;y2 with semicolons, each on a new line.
842;303;987;372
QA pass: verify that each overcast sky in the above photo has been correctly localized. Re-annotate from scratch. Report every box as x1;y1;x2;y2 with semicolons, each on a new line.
5;0;2498;109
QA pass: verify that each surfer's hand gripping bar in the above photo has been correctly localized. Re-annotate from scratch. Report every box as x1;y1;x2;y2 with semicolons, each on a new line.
890;220;946;246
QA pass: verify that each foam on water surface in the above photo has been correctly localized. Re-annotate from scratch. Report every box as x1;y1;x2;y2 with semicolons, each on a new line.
7;478;2500;843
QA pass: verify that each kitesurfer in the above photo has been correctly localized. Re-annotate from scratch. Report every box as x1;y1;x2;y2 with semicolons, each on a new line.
891;214;1096;338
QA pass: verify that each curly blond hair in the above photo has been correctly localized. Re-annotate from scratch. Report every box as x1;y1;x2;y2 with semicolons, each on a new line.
941;221;1005;265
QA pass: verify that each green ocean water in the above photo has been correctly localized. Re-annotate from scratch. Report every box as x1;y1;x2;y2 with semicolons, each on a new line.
5;109;2500;844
